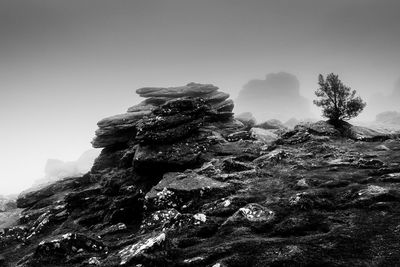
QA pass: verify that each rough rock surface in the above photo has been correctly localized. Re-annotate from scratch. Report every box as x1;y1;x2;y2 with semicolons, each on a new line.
250;127;279;144
3;83;400;266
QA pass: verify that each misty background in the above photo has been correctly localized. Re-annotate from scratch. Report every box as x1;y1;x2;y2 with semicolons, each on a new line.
1;0;400;195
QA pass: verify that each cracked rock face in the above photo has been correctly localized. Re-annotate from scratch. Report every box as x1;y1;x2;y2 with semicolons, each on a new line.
4;83;400;266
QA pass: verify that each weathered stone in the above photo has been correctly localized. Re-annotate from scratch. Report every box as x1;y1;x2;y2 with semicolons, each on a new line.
203;91;230;104
250;127;279;144
136;82;218;98
92;112;149;148
253;149;288;166
146;171;231;200
226;131;251;142
295;121;340;136
136;118;203;144
126;102;156;113
34;233;105;260
118;232;167;265
99;223;127;237
140;208;181;232
17;177;83;209
133;141;206;173
213;99;234;113
288;191;334;210
222;203;275;231
295;178;310;190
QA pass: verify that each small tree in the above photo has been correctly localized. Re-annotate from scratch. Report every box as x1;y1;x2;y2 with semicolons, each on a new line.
314;73;366;124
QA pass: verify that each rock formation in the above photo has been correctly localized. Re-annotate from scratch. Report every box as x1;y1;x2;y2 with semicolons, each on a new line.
2;83;400;266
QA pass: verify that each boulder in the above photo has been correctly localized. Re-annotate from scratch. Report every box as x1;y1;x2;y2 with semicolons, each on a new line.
222;203;275;231
146;171;231;200
118;232;167;265
250;127;279;144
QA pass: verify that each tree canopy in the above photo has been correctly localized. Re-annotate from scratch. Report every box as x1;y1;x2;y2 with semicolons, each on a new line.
314;73;366;123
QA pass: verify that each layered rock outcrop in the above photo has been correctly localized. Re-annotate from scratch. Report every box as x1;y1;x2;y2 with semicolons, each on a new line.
3;83;400;267
92;82;233;149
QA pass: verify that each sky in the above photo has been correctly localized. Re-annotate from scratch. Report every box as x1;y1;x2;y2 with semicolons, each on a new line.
1;0;400;195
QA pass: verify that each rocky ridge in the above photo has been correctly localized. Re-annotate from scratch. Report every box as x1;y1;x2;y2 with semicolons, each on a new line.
1;83;400;266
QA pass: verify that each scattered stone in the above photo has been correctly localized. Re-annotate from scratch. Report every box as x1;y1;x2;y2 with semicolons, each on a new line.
253;149;288;166
140;209;181;232
118;232;167;265
193;213;207;225
295;178;310;189
222;203;275;231
34;233;105;260
226;131;251;142
88;257;101;265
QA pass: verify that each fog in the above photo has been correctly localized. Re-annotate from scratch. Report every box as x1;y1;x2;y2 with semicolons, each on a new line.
28;149;100;191
364;77;400;120
1;0;400;195
235;72;312;122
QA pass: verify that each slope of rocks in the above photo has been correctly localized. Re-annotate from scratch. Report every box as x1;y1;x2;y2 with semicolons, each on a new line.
1;83;400;266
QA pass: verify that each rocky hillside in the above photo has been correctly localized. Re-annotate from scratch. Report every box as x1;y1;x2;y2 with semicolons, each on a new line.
1;83;400;266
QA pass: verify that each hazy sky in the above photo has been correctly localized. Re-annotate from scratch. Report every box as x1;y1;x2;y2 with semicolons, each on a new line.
1;0;400;194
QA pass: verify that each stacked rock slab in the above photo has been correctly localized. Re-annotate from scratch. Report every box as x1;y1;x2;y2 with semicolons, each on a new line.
92;82;234;149
91;83;239;174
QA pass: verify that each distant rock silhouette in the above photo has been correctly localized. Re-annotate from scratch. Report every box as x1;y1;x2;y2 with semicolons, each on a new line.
28;149;100;191
45;149;100;179
235;72;311;121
